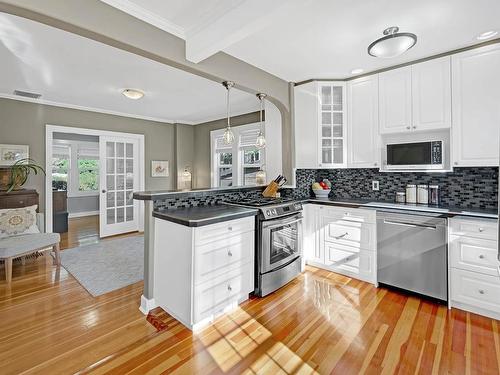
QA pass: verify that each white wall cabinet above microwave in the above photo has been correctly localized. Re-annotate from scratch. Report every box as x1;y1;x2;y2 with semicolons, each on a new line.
294;81;346;169
451;44;500;167
379;56;452;134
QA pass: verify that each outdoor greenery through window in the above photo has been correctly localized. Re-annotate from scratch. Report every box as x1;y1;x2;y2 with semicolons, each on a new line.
78;158;99;191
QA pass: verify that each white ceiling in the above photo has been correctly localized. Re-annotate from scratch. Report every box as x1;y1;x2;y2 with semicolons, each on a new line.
0;12;259;124
101;0;500;82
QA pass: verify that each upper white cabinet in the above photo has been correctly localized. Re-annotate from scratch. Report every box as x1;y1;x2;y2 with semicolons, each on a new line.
294;81;346;168
379;66;412;134
379;58;452;134
412;56;452;131
451;44;500;167
347;75;379;168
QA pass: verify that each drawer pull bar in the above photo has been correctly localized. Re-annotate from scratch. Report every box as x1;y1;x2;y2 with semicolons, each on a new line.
479;289;485;295
228;250;233;257
334;232;349;239
227;285;232;291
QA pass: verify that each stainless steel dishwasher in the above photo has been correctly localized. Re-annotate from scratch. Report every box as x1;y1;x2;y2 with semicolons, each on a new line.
377;211;447;301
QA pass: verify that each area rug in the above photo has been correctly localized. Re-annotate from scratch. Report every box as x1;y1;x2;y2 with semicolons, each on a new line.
60;235;144;297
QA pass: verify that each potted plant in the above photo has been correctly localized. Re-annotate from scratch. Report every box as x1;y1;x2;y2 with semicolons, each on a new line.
0;158;45;192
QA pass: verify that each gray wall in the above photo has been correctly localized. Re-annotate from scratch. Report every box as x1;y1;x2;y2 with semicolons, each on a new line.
67;196;99;214
174;123;194;189
0;98;175;212
192;112;260;188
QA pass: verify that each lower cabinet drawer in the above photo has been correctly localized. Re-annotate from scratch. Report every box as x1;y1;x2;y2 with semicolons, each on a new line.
449;236;499;276
194;231;254;285
449;218;498;241
451;268;500;314
323;243;376;283
193;262;253;324
323;220;376;250
194;216;254;246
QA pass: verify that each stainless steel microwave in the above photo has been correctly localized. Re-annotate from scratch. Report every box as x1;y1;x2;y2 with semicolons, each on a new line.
385;140;444;170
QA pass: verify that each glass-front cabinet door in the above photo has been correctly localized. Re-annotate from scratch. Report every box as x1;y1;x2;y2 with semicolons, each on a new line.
318;82;346;167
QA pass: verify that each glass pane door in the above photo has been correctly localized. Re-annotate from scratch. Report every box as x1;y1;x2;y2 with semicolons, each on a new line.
100;136;139;237
319;83;345;166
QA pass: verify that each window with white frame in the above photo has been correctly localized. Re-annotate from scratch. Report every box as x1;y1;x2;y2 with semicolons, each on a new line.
211;123;265;187
52;140;99;196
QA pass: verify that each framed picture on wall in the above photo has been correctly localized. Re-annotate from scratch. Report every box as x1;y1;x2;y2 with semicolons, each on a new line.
151;160;169;177
0;144;29;166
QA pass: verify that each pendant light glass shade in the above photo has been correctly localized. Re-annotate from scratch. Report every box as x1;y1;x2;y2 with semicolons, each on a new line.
256;169;266;185
368;27;417;58
222;81;235;145
255;93;267;149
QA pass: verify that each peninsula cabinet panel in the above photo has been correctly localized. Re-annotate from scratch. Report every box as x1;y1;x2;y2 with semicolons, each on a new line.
347;75;379;168
452;44;500;167
378;66;412;134
411;56;452;131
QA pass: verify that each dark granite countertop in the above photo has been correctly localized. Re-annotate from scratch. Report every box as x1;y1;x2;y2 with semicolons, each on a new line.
152;204;259;227
305;198;498;219
133;186;264;201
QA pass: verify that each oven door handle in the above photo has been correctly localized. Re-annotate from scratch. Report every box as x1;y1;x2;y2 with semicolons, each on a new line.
262;215;303;230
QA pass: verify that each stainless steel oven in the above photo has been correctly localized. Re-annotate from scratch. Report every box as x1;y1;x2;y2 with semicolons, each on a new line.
261;213;303;274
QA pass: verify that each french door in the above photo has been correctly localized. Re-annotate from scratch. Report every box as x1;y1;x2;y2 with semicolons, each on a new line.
99;136;139;237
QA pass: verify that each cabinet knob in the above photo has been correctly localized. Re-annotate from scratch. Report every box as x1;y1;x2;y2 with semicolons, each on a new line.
228;226;233;231
227;285;232;291
406;126;411;130
19;200;24;204
228;250;233;257
102;189;107;193
319;163;322;167
479;254;485;259
479;289;485;295
412;126;417;129
454;162;458;166
478;228;484;232
374;162;378;166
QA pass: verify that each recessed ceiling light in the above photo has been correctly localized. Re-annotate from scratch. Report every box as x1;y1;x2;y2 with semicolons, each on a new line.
122;88;144;100
476;30;498;40
368;26;417;58
351;68;364;75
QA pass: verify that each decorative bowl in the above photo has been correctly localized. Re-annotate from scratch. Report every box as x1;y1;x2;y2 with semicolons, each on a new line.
313;189;331;198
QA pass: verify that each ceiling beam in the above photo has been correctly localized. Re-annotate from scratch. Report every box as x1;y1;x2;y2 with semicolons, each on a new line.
185;0;299;63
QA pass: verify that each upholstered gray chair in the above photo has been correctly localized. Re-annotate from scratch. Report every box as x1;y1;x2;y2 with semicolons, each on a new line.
0;214;60;283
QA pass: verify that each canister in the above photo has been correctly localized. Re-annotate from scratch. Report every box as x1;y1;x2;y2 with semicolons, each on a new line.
406;184;417;204
417;185;429;204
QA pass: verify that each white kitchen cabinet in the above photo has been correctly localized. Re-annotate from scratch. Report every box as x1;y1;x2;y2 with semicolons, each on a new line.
379;66;412;134
412;56;452;131
347;75;380;168
153;216;255;330
304;204;377;284
293;81;346;168
449;217;500;320
451;44;500;167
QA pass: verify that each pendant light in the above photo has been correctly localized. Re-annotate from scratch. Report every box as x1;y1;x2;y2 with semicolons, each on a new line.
368;26;417;58
222;81;235;145
255;93;267;149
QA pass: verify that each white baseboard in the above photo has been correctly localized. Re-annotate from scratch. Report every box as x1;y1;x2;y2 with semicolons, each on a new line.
68;210;99;218
139;295;157;315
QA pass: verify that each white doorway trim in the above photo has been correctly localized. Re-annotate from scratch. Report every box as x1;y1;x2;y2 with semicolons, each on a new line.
45;124;145;234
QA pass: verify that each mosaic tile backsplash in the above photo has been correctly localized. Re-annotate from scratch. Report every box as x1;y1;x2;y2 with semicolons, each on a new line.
302;167;498;210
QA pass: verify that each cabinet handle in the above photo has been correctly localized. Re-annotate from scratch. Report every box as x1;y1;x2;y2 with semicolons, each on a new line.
406;126;411;130
478;228;484;232
335;232;349;239
374;162;378;166
412;126;417;129
479;289;485;295
479;254;485;259
227;285;232;291
228;226;233;231
228;250;233;257
454;162;458;166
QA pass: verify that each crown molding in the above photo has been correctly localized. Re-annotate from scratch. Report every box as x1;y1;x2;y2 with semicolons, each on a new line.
99;0;186;39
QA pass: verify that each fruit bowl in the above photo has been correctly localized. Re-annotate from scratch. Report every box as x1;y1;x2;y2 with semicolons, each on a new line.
313;189;331;198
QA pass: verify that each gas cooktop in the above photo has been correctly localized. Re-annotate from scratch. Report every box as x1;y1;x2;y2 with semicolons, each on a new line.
223;196;295;207
223;196;302;219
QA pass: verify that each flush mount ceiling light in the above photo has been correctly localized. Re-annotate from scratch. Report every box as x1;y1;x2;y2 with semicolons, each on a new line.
122;88;144;100
351;68;364;75
368;26;417;58
476;30;498;40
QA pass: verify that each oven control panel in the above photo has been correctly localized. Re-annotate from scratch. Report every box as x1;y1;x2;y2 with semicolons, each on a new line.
263;202;303;218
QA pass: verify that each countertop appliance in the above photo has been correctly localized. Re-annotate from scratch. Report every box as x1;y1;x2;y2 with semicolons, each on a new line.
377;211;448;301
224;197;303;297
385;140;443;170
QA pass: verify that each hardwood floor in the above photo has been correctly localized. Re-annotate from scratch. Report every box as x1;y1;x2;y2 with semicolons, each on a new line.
1;251;500;374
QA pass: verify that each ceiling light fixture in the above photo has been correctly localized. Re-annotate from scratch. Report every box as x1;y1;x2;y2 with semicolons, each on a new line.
476;30;498;40
368;26;417;58
122;88;144;100
351;68;364;75
222;81;235;145
255;93;267;149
